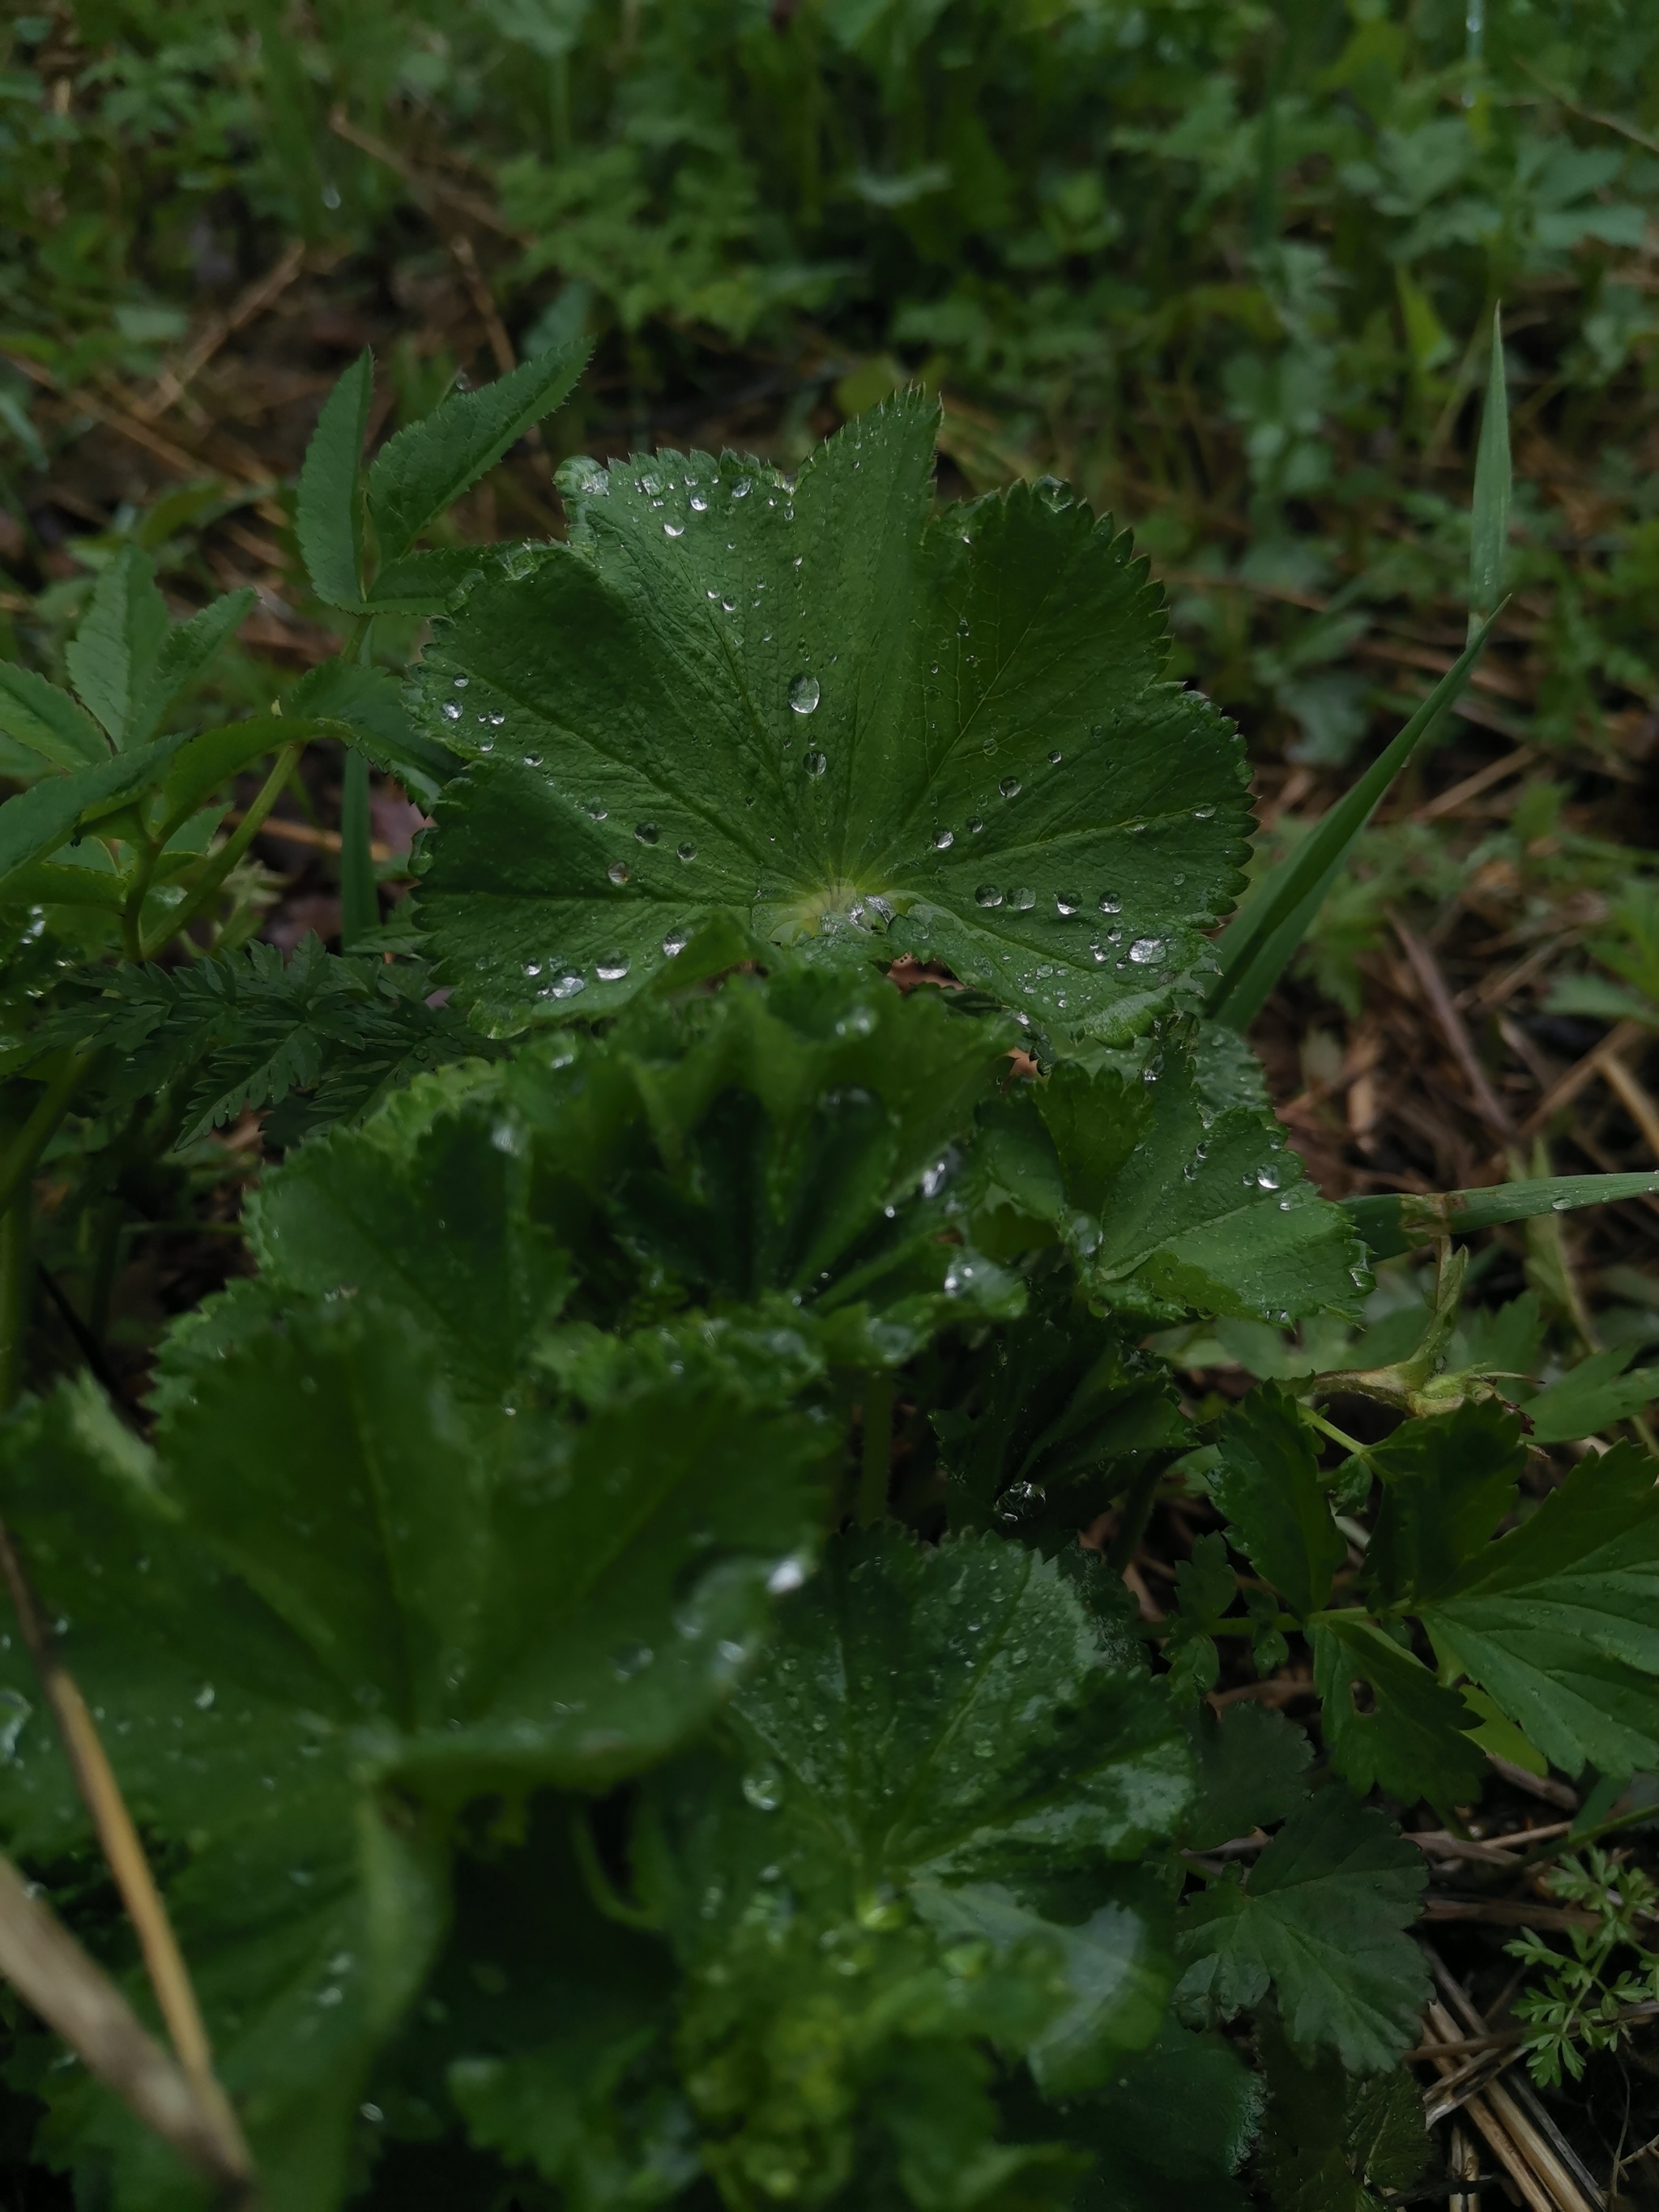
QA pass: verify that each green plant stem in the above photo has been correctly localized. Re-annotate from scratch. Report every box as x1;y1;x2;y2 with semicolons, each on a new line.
857;1371;895;1527
139;744;300;960
339;616;378;950
1303;1408;1372;1462
0;1057;92;1225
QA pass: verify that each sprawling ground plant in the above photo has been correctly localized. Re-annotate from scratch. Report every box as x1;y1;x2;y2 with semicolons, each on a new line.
0;351;1656;2212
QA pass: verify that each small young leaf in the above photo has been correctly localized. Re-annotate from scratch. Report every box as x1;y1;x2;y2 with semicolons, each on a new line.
133;586;255;745
1186;1704;1312;1851
412;400;1252;1039
0;662;109;770
1210;1381;1345;1618
63;544;170;746
296;348;373;609
1254;2011;1428;2212
1469;305;1511;630
366;340;586;566
1175;1791;1428;2071
1311;1616;1486;1813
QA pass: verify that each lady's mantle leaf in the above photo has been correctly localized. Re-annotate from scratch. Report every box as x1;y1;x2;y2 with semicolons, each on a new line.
0;1303;828;2209
638;1531;1188;2206
1175;1791;1427;2072
412;395;1251;1040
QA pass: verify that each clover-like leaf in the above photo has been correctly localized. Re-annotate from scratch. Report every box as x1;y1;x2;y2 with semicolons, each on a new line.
411;395;1251;1039
1175;1791;1427;2072
1311;1616;1487;1815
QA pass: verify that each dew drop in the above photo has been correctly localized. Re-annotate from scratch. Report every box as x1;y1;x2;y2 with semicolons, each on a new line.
441;701;461;721
549;970;586;999
967;817;984;835
1048;750;1062;766
1256;1167;1281;1190
595;954;631;982
611;1642;654;1680
663;521;684;537
607;861;630;886
1128;937;1163;964
1056;890;1081;916
1194;803;1216;820
583;798;608;822
743;1761;786;1812
451;675;469;690
663;928;689;958
522;750;542;768
1009;886;1035;911
690;494;708;511
1099;893;1122;915
975;885;1004;909
788;673;821;715
634;822;659;845
999;776;1021;799
933;828;953;851
1551;1194;1573;1211
804;750;827;777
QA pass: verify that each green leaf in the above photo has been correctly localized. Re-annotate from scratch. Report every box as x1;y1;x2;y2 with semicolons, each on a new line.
1038;2025;1263;2212
288;660;460;809
1469;305;1511;629
637;1529;1188;2203
134;586;256;745
63;545;170;747
248;1072;571;1400
35;935;484;1144
1207;610;1499;1033
1343;1172;1659;1261
1175;1791;1428;2071
1185;1704;1312;1852
0;731;186;898
1525;1346;1659;1444
0;661;109;770
366;341;586;566
360;547;492;615
151;712;302;836
1367;1399;1525;1608
937;1282;1186;1537
1210;1382;1345;1618
412;399;1252;1039
1311;1616;1486;1814
1418;1440;1659;1779
1037;1048;1366;1324
0;1295;829;2203
296;349;373;609
1253;2012;1428;2212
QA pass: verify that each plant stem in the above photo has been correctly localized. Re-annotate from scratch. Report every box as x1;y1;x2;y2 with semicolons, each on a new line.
0;1057;92;1224
857;1371;895;1527
140;743;300;960
1304;1408;1372;1462
339;615;378;950
339;747;377;947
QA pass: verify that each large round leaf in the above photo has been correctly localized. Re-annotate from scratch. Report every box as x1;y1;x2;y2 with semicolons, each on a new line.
411;395;1251;1040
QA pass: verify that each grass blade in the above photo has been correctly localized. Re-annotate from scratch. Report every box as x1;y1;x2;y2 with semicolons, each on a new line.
1469;305;1511;635
1345;1173;1659;1261
1206;611;1499;1031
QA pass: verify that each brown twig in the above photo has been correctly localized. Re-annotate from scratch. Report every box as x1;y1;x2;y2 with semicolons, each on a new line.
327;107;523;237
0;1851;251;2200
1516;1019;1648;1138
448;233;517;378
139;241;309;422
1393;916;1516;1141
0;1530;251;2181
1414;745;1537;823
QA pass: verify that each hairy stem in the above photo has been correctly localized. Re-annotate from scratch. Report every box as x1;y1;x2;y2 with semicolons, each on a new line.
0;1057;93;1224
